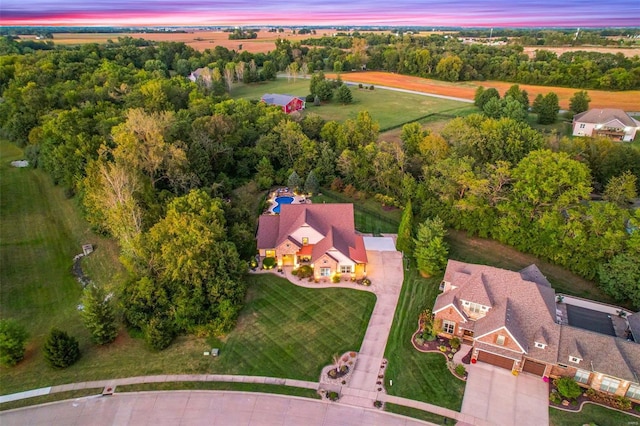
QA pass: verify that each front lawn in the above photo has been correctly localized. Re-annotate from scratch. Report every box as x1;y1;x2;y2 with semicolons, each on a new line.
384;268;466;410
207;273;376;380
549;404;640;426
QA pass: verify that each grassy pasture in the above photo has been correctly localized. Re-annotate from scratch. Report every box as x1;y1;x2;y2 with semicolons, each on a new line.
231;78;473;130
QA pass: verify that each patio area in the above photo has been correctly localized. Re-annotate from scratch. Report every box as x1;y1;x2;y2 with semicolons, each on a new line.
266;188;310;214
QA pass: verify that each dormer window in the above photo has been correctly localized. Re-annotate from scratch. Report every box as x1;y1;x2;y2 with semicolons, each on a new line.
569;356;581;364
534;342;546;349
496;335;506;346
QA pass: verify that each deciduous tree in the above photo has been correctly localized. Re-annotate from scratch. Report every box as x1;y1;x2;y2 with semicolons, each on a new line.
569;90;590;114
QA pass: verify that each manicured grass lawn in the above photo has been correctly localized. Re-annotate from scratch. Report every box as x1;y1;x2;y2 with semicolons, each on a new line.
385;403;455;425
0;389;102;412
549;404;640;426
116;382;321;399
232;78;472;130
384;268;465;411
207;273;376;380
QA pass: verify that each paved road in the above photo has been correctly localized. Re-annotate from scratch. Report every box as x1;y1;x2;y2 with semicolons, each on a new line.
0;391;436;426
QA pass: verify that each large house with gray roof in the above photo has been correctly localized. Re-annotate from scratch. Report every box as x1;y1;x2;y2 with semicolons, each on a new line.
572;108;640;142
256;204;367;280
433;260;640;401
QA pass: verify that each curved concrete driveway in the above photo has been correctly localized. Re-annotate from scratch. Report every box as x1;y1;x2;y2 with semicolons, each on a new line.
0;391;434;426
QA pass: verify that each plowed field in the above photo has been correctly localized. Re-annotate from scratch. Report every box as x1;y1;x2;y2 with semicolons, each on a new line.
328;71;640;110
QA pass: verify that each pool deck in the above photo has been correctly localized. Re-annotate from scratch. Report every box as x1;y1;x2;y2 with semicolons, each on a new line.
266;189;310;214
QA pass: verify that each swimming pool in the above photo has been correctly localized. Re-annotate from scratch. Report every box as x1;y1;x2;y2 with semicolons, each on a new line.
273;196;294;214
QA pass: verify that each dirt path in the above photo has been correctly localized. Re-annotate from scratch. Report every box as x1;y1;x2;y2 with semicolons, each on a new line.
328;71;640;110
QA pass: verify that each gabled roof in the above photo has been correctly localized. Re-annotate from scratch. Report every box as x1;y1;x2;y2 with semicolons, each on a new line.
628;312;640;342
433;292;468;322
460;273;493;306
437;260;559;359
558;326;640;382
519;264;552;288
261;94;302;107
475;298;528;353
573;108;640;128
257;203;366;265
256;215;280;249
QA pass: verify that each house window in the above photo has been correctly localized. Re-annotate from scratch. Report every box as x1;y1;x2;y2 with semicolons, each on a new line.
302;237;309;245
320;268;331;277
340;265;352;274
574;369;590;384
496;335;506;346
569;356;581;364
442;320;455;334
466;302;486;314
535;342;546;349
600;377;620;393
265;250;275;258
626;384;640;400
579;123;585;129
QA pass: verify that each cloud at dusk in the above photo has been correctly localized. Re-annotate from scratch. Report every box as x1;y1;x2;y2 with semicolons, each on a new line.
2;0;639;27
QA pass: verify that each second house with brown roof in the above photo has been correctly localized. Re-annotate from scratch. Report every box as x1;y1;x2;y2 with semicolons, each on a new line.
433;260;640;402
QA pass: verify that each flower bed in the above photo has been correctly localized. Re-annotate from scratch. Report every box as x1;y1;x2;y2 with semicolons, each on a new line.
549;381;640;417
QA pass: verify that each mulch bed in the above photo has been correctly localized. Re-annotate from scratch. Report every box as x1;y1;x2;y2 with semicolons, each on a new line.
548;382;640;417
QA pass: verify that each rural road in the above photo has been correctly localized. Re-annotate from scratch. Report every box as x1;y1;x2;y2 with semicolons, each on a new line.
277;73;474;104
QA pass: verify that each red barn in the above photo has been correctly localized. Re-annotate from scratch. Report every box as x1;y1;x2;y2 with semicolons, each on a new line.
261;94;306;114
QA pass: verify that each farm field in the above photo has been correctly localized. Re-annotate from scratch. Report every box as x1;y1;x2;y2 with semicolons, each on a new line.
0;157;375;398
232;78;474;130
522;45;640;58
328;71;640;110
20;30;332;53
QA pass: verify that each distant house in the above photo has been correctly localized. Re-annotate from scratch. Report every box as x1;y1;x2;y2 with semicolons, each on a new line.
261;94;305;114
188;67;214;88
572;108;640;142
256;204;367;279
433;260;640;401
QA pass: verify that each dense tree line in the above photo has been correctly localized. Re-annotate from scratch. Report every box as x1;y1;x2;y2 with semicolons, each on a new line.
301;33;640;90
1;36;639;356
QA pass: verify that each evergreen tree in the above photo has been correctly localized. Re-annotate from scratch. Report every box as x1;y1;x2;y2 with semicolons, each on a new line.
414;217;449;277
80;284;118;345
144;316;175;351
336;84;353;104
0;319;28;366
43;329;80;369
304;170;320;195
536;92;560;124
396;200;414;257
287;170;302;192
483;97;502;119
569;90;591;114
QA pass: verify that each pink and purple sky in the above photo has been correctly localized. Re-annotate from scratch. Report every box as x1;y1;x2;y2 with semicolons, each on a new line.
2;0;639;27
